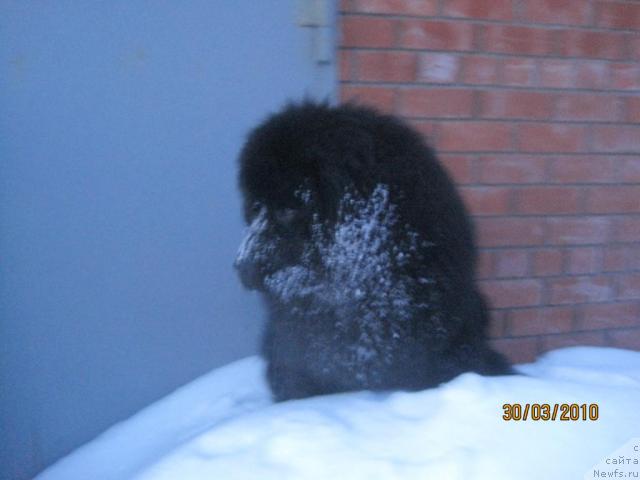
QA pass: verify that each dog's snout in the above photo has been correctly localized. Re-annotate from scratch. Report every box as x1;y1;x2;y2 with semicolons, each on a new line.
234;257;262;290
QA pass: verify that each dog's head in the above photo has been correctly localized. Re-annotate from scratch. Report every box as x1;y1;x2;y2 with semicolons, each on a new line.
234;103;437;318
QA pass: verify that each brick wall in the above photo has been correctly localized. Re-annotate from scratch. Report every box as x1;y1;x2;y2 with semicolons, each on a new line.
338;0;640;362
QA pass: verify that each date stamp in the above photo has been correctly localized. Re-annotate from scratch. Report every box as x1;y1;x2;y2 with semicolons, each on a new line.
502;403;599;421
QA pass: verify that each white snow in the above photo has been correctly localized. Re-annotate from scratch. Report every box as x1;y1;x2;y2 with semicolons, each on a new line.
38;346;640;480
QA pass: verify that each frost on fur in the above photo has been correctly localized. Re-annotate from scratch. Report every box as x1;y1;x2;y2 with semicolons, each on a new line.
238;184;443;385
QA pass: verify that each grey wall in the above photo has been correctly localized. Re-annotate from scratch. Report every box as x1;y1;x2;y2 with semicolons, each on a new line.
0;1;336;478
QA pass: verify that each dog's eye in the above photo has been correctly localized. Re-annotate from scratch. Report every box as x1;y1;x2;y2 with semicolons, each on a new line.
249;201;262;216
274;208;298;226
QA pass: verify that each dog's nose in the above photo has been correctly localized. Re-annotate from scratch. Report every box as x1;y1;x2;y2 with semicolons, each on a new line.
234;258;262;290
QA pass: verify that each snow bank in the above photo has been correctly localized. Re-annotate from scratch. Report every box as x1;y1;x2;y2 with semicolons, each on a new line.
36;357;270;480
38;347;640;480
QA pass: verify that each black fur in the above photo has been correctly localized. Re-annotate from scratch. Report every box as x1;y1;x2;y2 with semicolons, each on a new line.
235;101;512;402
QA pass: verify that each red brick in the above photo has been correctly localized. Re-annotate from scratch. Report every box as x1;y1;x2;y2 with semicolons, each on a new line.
533;249;564;276
477;218;546;247
603;245;640;272
487;310;506;338
418;53;461;83
341;86;396;113
480;91;553;119
474;188;518;219
490;337;539;363
408;120;437;140
477;155;547;184
579;302;640;330
525;0;592;25
483;25;555;56
548;156;615;184
440;155;475;184
500;58;537;87
547;217;611;245
518;124;586;153
461;56;499;85
596;1;640;29
608;328;640;351
575;61;610;89
619;157;640;183
481;279;543;308
632;37;640;62
611;63;640;90
539;59;575;88
614;217;640;242
509;306;573;336
558;30;625;60
541;331;606;351
548;275;613;304
585;186;640;214
566;246;601;274
398;19;474;50
356;51;417;82
514;186;581;214
461;186;512;216
493;249;529;277
628;97;640;123
618;273;640;300
477;249;493;278
442;0;513;20
398;88;474;117
592;125;640;153
349;0;438;15
439;121;514;152
339;50;353;81
555;94;619;122
341;17;395;48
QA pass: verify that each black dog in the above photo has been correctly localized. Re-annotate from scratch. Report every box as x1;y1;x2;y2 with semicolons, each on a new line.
235;102;511;402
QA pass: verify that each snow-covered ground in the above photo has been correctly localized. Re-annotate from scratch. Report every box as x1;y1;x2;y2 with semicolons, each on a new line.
38;347;640;480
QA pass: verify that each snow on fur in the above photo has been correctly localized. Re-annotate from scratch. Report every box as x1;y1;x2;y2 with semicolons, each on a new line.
252;185;437;381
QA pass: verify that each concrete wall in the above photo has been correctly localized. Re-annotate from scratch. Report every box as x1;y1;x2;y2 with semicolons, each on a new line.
0;1;336;478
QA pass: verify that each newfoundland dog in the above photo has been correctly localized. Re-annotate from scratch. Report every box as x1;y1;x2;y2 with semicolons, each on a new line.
234;102;511;402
